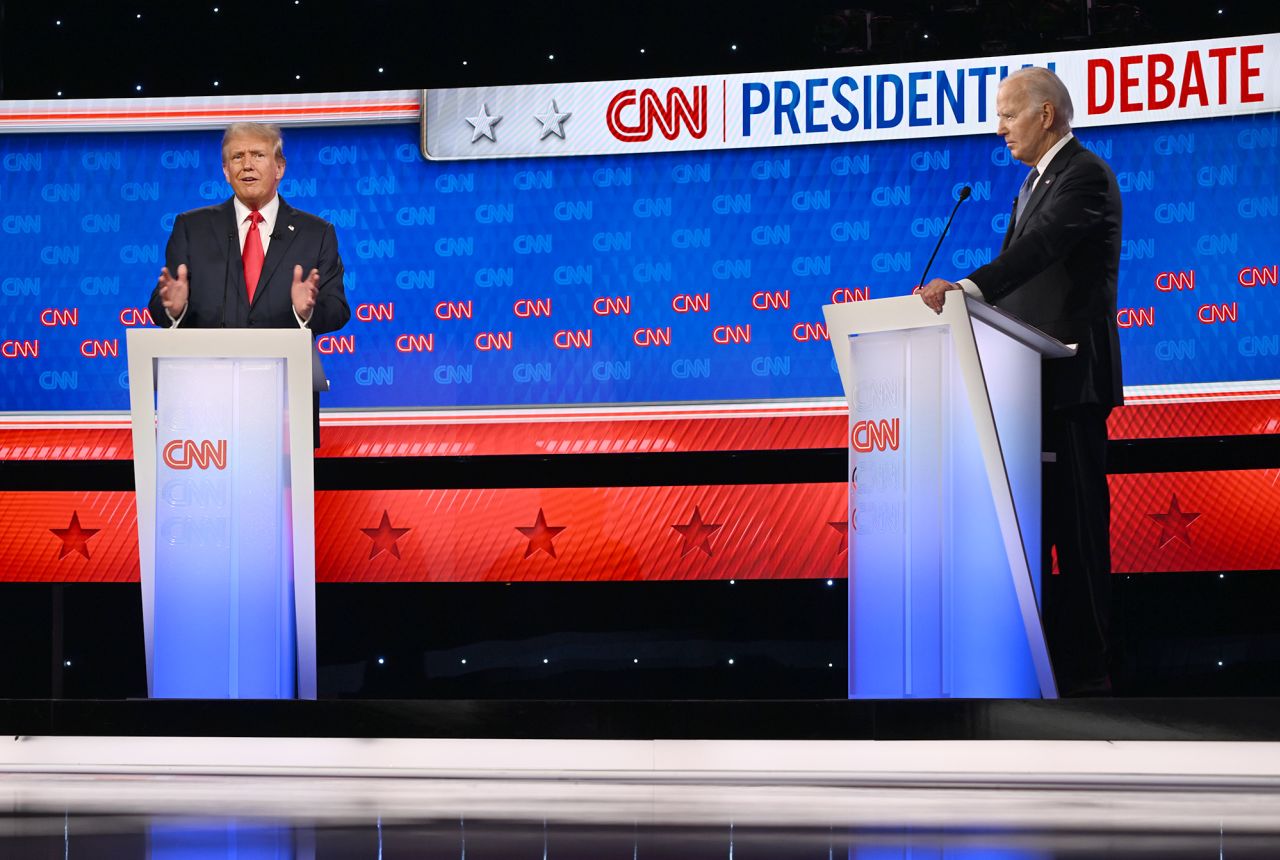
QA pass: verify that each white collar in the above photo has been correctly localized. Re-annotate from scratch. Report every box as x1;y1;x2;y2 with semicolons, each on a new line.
1034;132;1074;177
233;193;281;230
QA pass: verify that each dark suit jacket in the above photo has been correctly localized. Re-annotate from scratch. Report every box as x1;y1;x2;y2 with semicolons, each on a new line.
148;196;351;446
148;196;350;335
968;137;1124;411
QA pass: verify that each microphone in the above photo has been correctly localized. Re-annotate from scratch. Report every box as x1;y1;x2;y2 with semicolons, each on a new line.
917;185;972;292
221;230;236;328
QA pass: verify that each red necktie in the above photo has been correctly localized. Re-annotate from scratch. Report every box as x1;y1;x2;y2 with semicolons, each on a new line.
242;210;265;304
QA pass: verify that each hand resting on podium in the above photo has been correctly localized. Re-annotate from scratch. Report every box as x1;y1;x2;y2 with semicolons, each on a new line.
917;277;960;314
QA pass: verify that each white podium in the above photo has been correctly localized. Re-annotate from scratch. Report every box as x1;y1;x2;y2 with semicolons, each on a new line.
127;328;318;699
823;292;1074;699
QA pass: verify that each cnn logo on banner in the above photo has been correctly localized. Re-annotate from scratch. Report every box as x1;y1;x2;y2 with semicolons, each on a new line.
162;439;228;471
606;86;708;142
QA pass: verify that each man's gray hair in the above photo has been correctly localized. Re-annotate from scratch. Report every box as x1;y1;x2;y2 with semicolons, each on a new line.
221;122;285;163
1002;67;1073;131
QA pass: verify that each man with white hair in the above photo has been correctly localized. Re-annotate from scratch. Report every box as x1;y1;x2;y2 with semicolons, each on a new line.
920;67;1123;697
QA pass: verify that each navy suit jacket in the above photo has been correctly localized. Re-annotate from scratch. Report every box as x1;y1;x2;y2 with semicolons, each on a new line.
148;196;350;335
968;137;1124;411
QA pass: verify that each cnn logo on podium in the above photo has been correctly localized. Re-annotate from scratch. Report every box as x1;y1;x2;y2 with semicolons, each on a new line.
850;418;900;453
162;439;228;471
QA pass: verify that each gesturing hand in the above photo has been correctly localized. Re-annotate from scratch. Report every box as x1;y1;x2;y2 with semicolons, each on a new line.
291;265;319;322
156;264;190;317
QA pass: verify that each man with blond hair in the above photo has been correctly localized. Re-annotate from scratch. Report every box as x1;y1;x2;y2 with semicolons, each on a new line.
919;67;1123;697
151;121;349;332
149;122;351;442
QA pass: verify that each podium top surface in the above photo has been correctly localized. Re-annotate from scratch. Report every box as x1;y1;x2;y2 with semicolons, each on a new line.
126;327;313;358
125;327;328;392
963;297;1077;359
822;293;1076;359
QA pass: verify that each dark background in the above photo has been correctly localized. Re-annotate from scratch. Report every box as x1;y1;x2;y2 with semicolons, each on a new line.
3;1;1279;101
1;1;1279;700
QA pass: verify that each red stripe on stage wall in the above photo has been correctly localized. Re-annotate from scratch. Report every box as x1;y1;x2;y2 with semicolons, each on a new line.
1;472;1277;582
0;429;133;461
1108;399;1280;439
314;484;850;583
0;484;853;583
0;492;139;582
1108;469;1280;573
314;414;848;457
0;398;1276;462
0;414;850;460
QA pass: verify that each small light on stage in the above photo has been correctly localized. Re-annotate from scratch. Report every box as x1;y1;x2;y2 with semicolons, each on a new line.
640;48;646;54
377;657;385;665
1218;660;1224;667
1219;573;1225;579
826;579;834;586
56;19;62;25
295;74;301;80
135;84;143;92
730;44;738;51
633;658;639;664
460;658;467;664
64;660;72;668
923;33;930;39
378;67;384;73
136;13;142;19
462;60;468;66
542;657;549;664
728;658;735;665
548;54;555;60
56;91;63;97
828;662;834;668
729;579;736;585
213;81;219;87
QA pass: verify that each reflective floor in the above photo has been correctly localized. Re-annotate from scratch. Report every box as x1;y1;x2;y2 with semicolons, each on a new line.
3;774;1280;858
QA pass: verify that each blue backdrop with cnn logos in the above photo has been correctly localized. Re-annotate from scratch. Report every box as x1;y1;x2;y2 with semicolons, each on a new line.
0;110;1276;412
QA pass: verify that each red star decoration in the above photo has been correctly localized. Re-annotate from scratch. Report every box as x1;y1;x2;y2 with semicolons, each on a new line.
360;511;411;560
672;505;722;557
516;508;566;558
1147;494;1201;548
828;519;849;554
50;511;100;560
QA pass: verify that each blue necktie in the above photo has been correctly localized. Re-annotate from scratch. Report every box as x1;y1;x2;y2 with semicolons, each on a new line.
1014;168;1039;225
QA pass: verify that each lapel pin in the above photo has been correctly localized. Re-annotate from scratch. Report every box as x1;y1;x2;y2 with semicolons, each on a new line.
288;225;295;231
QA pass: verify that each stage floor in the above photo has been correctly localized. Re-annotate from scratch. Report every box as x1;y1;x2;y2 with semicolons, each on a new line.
3;767;1280;857
4;699;1280;856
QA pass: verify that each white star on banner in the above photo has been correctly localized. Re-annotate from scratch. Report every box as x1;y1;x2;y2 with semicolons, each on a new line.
533;99;572;140
465;103;502;143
